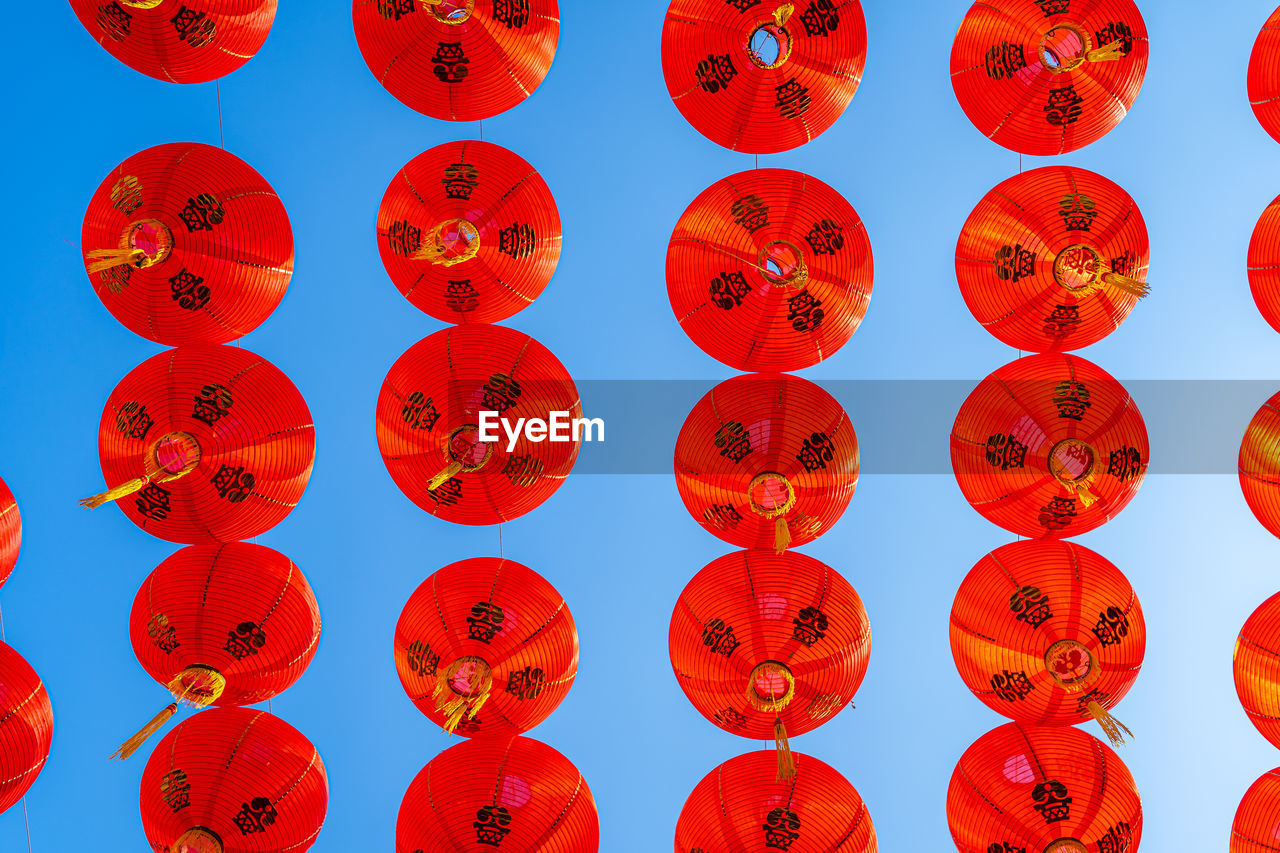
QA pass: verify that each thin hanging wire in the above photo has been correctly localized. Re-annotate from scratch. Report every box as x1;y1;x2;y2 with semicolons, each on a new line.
216;82;225;149
498;523;504;558
479;120;483;142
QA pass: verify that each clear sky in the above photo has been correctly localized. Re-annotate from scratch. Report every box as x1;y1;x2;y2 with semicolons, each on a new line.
2;0;1279;849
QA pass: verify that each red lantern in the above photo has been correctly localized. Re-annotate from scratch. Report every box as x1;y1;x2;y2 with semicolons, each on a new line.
376;325;581;525
675;750;876;852
353;0;559;122
70;0;277;84
670;550;870;778
114;543;321;760
81;142;293;346
947;723;1142;853
956;166;1150;352
667;169;873;371
395;557;576;737
676;374;857;552
378;141;560;324
82;345;315;544
951;354;1148;539
0;642;53;815
951;540;1144;745
396;736;599;852
1234;591;1280;750
0;476;19;591
1233;768;1280;852
1250;7;1280;145
140;707;328;853
1249;195;1280;334
1240;391;1280;538
661;0;867;154
950;0;1148;155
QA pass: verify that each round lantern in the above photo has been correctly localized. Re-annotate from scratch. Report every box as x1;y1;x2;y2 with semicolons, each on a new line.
140;707;328;853
1233;768;1280;852
950;0;1148;155
1234;591;1280;750
951;353;1148;539
1250;7;1280;145
670;550;870;778
396;736;599;853
947;723;1142;853
675;750;876;852
378;141;560;324
675;373;858;552
376;324;582;525
70;0;277;84
951;540;1144;745
1240;390;1280;539
395;557;576;736
661;0;867;153
114;543;321;760
1249;194;1280;334
667;168;873;372
956;166;1150;352
0;642;53;815
353;0;559;122
82;344;315;544
0;475;19;591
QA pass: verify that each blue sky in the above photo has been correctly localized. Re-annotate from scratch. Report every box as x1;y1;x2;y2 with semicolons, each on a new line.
2;0;1280;849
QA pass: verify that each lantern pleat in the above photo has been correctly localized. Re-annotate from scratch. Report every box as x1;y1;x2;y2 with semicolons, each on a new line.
81;143;293;345
950;0;1148;155
0;642;53;815
668;169;873;372
92;345;315;544
1239;391;1280;538
139;707;328;852
675;373;857;551
957;166;1149;352
353;0;559;122
675;750;876;852
378;141;561;324
661;0;868;154
396;736;599;852
1234;591;1280;750
1248;195;1280;334
1232;768;1280;851
951;353;1148;539
1250;7;1280;145
946;723;1142;852
0;476;19;591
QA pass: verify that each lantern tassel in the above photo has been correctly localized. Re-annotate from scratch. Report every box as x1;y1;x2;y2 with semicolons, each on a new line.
79;477;149;510
1102;271;1150;299
1085;40;1128;65
165;667;226;709
1071;480;1100;509
433;675;491;735
110;703;177;761
85;247;145;275
774;517;791;554
773;3;794;26
774;718;796;780
1087;700;1133;747
427;460;464;491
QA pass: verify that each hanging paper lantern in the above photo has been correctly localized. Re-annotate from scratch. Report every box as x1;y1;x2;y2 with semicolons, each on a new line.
676;750;875;852
1233;768;1280;852
82;345;315;544
957;166;1150;352
0;476;19;591
376;324;581;525
951;540;1144;745
951;353;1148;539
670;550;869;778
0;642;53;815
140;707;327;853
1239;391;1280;539
396;736;598;852
947;723;1142;853
661;0;867;153
353;0;559;122
667;168;873;371
1249;194;1280;334
70;0;277;84
378;141;560;324
1234;591;1280;750
675;373;857;552
395;557;576;736
1250;7;1280;145
950;0;1148;155
81;142;293;346
114;543;321;760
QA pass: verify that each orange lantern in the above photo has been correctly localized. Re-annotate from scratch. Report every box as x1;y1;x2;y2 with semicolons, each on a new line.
1232;768;1280;852
0;475;18;591
0;642;53;815
1250;6;1280;145
661;0;867;153
675;373;858;552
353;0;559;122
397;736;599;852
395;557;577;737
950;0;1148;155
1248;194;1280;334
667;168;873;371
378;141;560;324
1240;390;1280;539
951;540;1144;745
947;723;1142;853
1235;591;1280;750
951;354;1148;539
670;550;870;778
675;750;876;852
956;166;1150;352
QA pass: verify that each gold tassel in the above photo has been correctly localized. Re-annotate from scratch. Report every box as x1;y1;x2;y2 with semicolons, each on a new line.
1087;700;1134;747
165;666;226;708
85;247;145;275
1071;480;1100;509
428;460;464;491
110;703;177;761
1085;40;1128;64
1102;271;1151;299
774;3;794;26
80;477;148;510
433;666;491;734
774;718;796;780
774;516;791;554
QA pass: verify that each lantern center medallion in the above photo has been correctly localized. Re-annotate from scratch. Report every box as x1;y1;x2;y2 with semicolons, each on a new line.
1045;639;1093;687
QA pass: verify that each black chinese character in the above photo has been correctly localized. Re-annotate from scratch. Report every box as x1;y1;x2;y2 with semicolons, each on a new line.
731;195;769;233
775;78;811;119
432;42;470;83
714;421;753;463
1097;821;1133;853
224;621;267;659
985;42;1027;80
445;280;479;313
401;392;440;432
160;770;191;813
1031;780;1072;823
990;670;1036;702
406;640;440;676
787;290;824;332
232;797;277;835
505;666;545;700
985;433;1028;471
792;606;828;646
178;193;225;232
1034;0;1071;15
1107;446;1142;482
1095;22;1134;57
987;844;1028;853
378;0;416;20
474;805;512;846
1038;496;1078;530
482;374;522;412
703;504;742;529
804;219;844;255
1053;380;1091;420
148;614;180;654
1045;85;1085;126
388;220;422;257
725;0;762;10
696;54;738;94
192;383;233;426
111;176;143;214
710;271;752;309
702;618;739;656
211;465;255;502
492;0;529;28
497;222;535;259
467;602;505;643
442;162;479;199
116;401;154;440
97;2;132;40
796;433;835;472
426;479;463;507
1043;305;1081;339
1058;194;1098;231
994;243;1036;281
762;808;801;850
800;0;839;36
169;268;211;311
1092;606;1130;647
136;483;172;521
714;706;749;729
502;455;543;487
1009;586;1053;628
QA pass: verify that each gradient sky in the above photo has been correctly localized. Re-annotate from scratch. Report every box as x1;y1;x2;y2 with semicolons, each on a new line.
2;0;1279;849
